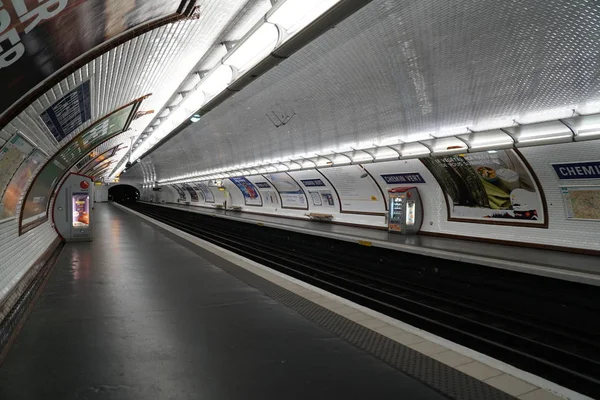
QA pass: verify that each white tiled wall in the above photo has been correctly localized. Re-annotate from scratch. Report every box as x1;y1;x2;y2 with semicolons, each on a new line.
146;140;600;252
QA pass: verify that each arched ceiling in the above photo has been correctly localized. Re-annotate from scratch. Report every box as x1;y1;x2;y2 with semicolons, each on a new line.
0;0;274;185
126;0;600;184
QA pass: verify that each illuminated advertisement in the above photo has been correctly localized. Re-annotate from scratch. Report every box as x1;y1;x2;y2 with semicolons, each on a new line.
72;193;90;227
21;101;138;232
420;150;546;226
229;177;262;206
263;173;307;209
0;1;181;116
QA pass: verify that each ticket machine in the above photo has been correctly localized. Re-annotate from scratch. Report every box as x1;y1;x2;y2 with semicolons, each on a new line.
387;187;423;234
53;173;93;242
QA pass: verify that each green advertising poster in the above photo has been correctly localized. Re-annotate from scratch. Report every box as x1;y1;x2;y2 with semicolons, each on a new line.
21;103;137;230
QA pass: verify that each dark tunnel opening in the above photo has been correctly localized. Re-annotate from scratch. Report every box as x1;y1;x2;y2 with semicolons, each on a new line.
108;185;139;204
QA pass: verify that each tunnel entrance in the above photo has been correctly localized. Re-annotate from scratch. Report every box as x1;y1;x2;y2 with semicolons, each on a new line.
108;185;139;204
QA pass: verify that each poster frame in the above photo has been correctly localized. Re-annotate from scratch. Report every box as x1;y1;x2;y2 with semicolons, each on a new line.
421;148;549;228
228;177;263;207
262;172;308;210
316;166;386;216
559;185;600;222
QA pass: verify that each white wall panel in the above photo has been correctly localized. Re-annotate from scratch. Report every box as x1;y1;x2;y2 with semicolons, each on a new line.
0;220;57;305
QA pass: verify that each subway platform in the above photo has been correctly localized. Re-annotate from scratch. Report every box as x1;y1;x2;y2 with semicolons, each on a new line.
0;204;517;400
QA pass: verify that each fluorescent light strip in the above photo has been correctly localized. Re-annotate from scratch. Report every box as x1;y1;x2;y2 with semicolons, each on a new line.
112;0;350;180
154;112;600;185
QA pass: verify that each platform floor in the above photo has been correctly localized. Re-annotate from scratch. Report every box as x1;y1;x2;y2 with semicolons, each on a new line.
0;204;454;400
153;202;600;285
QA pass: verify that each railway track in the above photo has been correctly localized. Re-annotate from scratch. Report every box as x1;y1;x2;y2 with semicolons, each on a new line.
127;202;600;398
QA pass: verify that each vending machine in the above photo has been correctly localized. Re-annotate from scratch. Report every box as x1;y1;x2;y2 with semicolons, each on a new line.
387;187;423;234
53;173;93;242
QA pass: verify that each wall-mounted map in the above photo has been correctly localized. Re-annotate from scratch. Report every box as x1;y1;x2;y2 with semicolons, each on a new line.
561;187;600;220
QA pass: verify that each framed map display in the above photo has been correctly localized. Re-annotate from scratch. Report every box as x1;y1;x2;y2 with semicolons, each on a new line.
561;187;600;221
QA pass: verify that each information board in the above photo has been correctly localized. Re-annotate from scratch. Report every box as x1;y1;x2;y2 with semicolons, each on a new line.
0;149;45;221
263;173;308;209
21;102;138;231
318;165;384;214
41;81;92;142
561;187;600;220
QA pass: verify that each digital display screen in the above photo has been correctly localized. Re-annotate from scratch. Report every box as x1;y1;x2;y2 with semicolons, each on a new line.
72;193;90;227
406;200;416;226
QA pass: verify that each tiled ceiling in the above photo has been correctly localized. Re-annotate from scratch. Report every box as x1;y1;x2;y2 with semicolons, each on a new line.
133;0;600;183
0;0;255;182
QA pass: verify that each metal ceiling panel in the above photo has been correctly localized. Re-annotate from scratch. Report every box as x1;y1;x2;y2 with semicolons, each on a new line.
138;0;600;183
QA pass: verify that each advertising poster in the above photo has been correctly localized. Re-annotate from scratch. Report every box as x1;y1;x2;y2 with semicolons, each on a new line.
318;165;384;214
0;1;181;116
21;158;65;225
0;133;34;196
0;149;45;221
263;172;308;209
229;177;262;206
21;102;138;230
182;183;199;202
77;145;119;172
72;193;90;227
195;182;215;203
88;162;112;179
420;150;545;225
171;184;187;202
190;183;204;202
41;81;92;142
560;187;600;220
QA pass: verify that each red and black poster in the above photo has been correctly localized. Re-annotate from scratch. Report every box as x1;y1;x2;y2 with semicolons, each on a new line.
0;0;182;117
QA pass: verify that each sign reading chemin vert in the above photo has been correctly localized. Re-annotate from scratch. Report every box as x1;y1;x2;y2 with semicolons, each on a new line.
552;161;600;180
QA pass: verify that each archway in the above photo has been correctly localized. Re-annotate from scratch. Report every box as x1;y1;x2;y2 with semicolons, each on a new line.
108;184;140;204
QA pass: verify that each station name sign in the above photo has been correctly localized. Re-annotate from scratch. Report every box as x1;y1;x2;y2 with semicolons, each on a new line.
301;179;325;187
381;173;425;184
552;161;600;180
